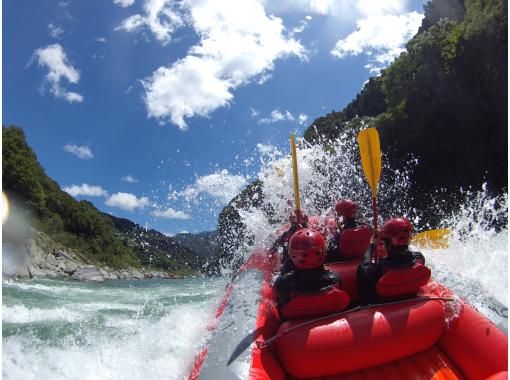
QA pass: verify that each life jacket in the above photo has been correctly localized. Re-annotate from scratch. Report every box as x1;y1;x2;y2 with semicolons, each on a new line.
376;262;431;297
337;226;372;260
281;287;350;320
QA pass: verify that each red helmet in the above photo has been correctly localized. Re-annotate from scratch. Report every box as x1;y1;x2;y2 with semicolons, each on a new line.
380;218;414;246
335;199;357;219
288;228;325;269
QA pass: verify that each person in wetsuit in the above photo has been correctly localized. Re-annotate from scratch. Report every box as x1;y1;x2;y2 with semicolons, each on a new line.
357;218;427;304
270;211;308;274
326;199;360;262
274;228;341;308
336;199;359;229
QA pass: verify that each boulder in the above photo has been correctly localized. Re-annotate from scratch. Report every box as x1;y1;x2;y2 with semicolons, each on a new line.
71;265;105;282
62;261;80;275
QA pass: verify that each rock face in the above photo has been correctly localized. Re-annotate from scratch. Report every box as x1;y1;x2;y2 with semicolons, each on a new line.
71;266;105;282
2;228;181;282
2;229;83;279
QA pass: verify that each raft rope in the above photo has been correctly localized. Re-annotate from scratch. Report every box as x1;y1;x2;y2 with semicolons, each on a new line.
256;296;455;349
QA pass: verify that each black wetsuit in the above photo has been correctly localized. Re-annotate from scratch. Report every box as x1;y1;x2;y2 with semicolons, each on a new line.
356;244;425;304
271;222;304;274
273;268;340;308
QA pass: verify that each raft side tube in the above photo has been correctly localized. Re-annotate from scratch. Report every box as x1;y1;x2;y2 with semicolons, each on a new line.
439;303;508;380
192;250;281;380
248;280;286;380
276;299;446;377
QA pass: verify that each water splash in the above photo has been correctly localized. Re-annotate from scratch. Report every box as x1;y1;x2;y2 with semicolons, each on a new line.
222;133;507;327
225;131;416;268
2;278;224;380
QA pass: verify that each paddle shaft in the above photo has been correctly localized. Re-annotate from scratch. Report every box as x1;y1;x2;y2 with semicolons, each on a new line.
290;133;302;223
371;197;378;231
363;131;379;231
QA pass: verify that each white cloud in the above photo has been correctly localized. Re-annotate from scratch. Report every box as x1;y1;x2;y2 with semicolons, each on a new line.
331;11;423;73
48;23;64;39
32;44;83;103
138;0;306;130
63;144;94;159
151;208;191;220
260;1;421;73
115;0;183;45
298;113;309;125
256;143;275;154
258;109;295;124
121;175;139;183
105;192;149;211
290;15;311;36
96;37;107;43
179;169;247;203
63;184;108;197
143;57;233;131
354;0;407;17
263;0;406;20
114;0;135;7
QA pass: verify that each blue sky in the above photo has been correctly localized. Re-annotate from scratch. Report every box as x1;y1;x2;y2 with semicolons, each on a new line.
3;0;427;236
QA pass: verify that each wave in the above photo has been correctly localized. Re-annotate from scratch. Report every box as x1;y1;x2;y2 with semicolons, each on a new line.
2;297;218;380
2;304;85;324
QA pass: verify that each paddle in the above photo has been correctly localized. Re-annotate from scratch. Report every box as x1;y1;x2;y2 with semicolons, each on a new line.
357;128;449;250
412;228;451;249
290;133;303;224
357;128;382;260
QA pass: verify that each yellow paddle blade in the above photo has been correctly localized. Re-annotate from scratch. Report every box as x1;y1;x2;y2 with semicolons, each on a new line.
358;128;382;198
412;228;451;249
290;133;301;211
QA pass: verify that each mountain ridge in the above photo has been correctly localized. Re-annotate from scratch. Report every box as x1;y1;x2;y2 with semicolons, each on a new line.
2;125;218;276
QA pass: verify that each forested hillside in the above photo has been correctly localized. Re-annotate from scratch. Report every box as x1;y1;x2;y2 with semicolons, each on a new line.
217;0;507;265
2;126;205;274
304;0;507;214
173;230;220;257
106;214;207;273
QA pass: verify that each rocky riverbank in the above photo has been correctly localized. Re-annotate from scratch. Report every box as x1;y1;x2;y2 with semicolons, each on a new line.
2;228;184;282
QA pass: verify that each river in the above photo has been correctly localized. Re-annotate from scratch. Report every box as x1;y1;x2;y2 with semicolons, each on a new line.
3;135;507;379
3;226;507;380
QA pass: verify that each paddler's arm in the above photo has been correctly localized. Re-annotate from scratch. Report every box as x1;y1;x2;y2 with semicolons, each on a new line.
411;250;426;265
362;245;376;263
362;229;379;263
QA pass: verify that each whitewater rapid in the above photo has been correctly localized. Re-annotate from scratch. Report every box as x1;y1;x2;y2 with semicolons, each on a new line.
2;278;227;379
2;226;507;380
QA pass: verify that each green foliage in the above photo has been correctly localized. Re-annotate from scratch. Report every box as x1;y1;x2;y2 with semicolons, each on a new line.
304;111;346;144
299;0;506;226
3;127;47;211
419;0;466;33
343;76;387;120
106;214;205;274
379;0;507;195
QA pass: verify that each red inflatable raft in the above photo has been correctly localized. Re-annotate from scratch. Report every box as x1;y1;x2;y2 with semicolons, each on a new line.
188;249;508;380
